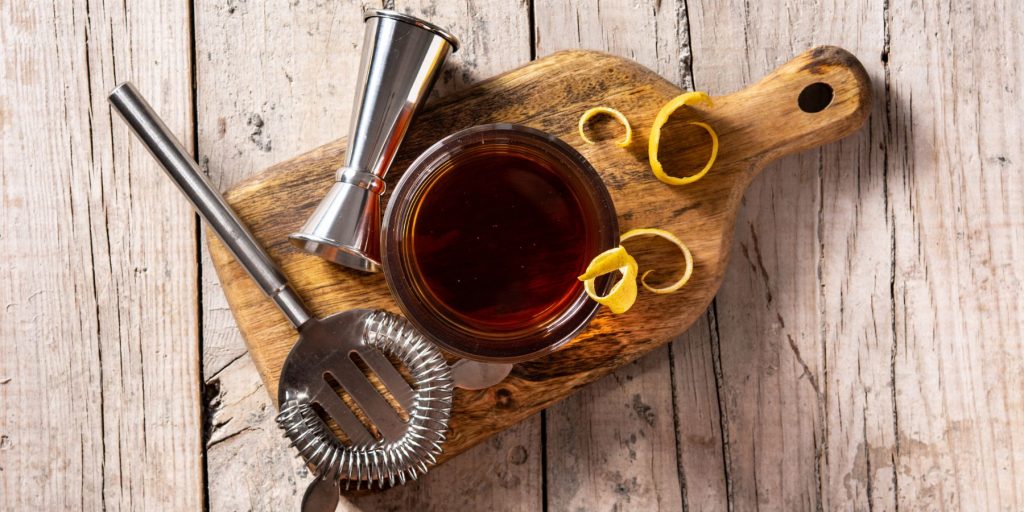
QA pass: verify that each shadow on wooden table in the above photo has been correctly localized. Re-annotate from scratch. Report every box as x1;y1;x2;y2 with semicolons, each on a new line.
681;64;920;510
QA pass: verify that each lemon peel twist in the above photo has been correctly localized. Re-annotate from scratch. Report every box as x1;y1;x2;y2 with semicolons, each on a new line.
648;92;719;185
578;107;633;148
620;228;694;294
579;229;694;314
577;246;639;314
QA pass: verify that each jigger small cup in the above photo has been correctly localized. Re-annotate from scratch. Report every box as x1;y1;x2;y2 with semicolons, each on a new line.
290;10;459;273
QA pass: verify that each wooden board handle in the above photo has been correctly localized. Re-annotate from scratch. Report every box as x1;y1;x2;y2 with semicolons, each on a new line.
708;45;872;185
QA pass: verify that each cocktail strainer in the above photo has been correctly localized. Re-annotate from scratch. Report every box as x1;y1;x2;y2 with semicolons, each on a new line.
108;83;467;511
275;310;454;494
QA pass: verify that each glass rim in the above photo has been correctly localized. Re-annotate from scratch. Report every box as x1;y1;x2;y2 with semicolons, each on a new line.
381;123;619;363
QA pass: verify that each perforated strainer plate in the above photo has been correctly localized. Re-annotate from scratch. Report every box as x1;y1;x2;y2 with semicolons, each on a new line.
276;310;454;489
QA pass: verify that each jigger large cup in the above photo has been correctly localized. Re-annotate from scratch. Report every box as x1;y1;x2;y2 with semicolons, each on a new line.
289;10;459;272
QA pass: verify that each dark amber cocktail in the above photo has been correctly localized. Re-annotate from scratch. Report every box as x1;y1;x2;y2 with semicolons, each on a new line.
382;124;618;362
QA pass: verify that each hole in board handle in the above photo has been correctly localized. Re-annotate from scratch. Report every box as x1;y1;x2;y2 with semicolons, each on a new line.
798;82;834;113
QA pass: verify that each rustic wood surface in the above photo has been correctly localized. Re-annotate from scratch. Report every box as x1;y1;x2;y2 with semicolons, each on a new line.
2;1;1022;512
689;1;890;508
0;0;204;509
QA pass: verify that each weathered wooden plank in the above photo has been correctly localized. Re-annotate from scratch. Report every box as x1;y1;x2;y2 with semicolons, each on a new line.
195;1;538;509
815;31;896;510
348;417;542;511
672;311;730;508
687;0;889;509
193;3;377;508
195;0;369;382
0;0;202;509
194;1;369;508
532;1;689;509
542;354;683;511
887;0;1024;508
350;2;541;508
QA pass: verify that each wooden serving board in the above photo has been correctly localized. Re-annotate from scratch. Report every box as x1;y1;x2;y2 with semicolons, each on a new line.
209;46;870;475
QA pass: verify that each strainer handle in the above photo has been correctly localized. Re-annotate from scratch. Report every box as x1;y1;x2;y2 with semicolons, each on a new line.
109;82;312;329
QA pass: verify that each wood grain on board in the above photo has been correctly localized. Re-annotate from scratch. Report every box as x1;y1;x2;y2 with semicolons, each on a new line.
0;0;202;509
206;47;872;480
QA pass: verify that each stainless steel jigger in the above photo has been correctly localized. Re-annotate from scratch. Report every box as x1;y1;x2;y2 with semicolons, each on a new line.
289;10;459;272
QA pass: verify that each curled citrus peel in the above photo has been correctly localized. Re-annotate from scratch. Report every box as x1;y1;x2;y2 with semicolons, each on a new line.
649;91;719;185
579;229;694;313
578;246;639;314
578;107;633;147
620;228;694;294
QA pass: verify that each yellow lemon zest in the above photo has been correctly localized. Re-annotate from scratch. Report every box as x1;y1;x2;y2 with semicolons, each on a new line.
578;246;639;314
578;107;633;148
648;92;719;185
620;228;694;294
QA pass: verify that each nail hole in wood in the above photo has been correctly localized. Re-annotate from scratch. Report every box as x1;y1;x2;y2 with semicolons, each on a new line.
798;82;833;113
